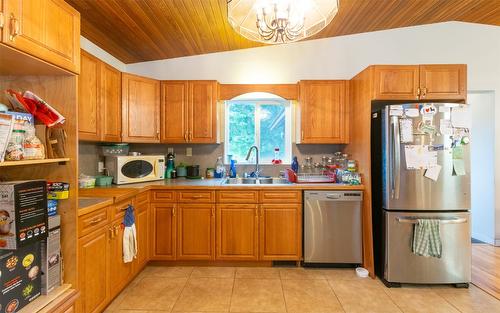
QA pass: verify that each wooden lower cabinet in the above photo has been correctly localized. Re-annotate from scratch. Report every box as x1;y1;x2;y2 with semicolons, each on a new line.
109;218;134;298
150;203;177;260
259;204;302;260
216;204;259;260
134;199;149;270
177;203;215;260
78;228;109;313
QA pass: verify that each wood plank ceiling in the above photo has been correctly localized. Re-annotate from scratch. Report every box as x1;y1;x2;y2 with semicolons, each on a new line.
66;0;500;64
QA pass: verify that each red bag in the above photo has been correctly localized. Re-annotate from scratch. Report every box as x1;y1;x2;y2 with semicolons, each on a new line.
5;90;65;127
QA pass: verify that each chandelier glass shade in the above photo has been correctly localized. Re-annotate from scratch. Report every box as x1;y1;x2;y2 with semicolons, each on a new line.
227;0;339;44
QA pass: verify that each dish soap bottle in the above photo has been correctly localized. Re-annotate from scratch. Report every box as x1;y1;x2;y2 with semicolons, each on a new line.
291;156;299;173
229;159;237;178
214;156;226;178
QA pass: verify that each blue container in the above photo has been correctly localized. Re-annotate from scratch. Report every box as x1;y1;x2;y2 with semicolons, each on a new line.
229;160;237;178
291;156;299;173
47;199;58;217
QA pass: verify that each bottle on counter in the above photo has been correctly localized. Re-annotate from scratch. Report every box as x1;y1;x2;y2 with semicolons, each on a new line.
166;152;175;179
229;159;237;178
214;156;226;178
291;156;299;173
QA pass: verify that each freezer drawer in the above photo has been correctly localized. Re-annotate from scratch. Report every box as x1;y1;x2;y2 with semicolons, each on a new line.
384;211;470;284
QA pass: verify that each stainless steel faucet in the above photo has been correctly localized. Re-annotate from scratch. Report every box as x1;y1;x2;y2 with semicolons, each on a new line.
245;145;259;178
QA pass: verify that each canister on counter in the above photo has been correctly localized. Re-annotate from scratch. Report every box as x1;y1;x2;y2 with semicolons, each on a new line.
206;168;215;178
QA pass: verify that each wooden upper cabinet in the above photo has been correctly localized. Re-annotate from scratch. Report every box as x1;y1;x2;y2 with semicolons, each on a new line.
299;80;349;144
177;203;215;260
160;80;218;144
372;64;466;101
188;80;218;143
161;81;188;143
78;51;101;141
372;65;420;100
419;64;466;100
78;50;121;142
2;0;80;73
100;63;122;142
122;73;161;143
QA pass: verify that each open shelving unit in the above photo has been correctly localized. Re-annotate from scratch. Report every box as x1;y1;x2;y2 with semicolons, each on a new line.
0;45;79;312
0;158;70;167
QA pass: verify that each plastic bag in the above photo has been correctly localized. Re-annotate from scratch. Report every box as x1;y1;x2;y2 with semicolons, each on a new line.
23;125;45;160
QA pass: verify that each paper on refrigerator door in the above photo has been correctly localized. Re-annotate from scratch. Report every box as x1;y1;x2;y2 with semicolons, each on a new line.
439;119;453;136
451;107;470;128
424;165;442;181
453;159;466;176
405;108;419;117
399;118;413;143
404;145;438;170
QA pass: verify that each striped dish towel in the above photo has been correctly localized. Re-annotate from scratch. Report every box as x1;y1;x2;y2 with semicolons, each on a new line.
412;219;442;258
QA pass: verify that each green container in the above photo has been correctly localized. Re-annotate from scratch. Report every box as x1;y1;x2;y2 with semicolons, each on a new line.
95;175;113;186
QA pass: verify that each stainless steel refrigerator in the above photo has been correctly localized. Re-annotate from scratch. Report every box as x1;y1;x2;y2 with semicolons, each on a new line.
371;103;471;287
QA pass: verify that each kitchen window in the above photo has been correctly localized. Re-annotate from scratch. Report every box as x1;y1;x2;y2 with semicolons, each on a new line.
225;97;292;164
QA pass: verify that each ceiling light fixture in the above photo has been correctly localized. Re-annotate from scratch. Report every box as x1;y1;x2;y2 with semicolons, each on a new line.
227;0;339;44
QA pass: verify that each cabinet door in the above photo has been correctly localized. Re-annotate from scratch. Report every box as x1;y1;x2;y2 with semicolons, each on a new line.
187;81;217;143
299;80;349;144
216;204;259;260
122;73;160;143
419;64;466;100
78;51;101;141
134;200;149;271
150;203;176;260
101;63;122;142
259;204;302;260
78;228;109;313
109;221;133;298
2;0;80;73
177;203;215;260
161;81;188;143
372;65;420;100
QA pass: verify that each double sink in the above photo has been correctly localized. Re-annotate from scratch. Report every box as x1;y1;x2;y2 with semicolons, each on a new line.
223;177;290;185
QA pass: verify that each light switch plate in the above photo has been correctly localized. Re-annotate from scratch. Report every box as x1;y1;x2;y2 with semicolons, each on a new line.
186;147;192;157
98;161;104;173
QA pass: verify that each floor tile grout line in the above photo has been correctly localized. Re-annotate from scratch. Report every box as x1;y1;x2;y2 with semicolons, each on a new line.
325;278;348;313
433;288;466;313
379;283;409;313
228;273;236;313
169;268;193;313
279;276;289;313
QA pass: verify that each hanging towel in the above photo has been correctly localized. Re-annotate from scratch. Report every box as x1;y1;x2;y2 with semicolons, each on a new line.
122;205;137;263
412;219;442;258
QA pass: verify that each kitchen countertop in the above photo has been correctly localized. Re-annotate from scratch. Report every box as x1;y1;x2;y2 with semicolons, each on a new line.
78;197;114;216
78;179;364;215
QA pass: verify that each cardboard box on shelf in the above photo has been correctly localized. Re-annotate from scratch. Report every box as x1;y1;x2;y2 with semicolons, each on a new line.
0;242;42;312
0;180;48;250
40;227;61;295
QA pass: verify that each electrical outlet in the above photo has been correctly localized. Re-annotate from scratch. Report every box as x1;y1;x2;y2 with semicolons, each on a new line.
186;147;192;157
167;147;174;154
98;161;104;173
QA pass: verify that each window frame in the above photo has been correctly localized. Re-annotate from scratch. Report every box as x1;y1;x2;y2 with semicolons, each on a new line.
224;99;292;165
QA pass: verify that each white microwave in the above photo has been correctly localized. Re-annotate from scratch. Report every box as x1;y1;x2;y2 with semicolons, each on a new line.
105;155;165;185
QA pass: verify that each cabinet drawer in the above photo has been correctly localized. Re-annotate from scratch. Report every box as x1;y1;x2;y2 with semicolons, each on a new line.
260;190;302;203
216;190;259;203
78;207;110;238
112;198;135;220
152;190;176;202
136;191;149;204
178;190;215;203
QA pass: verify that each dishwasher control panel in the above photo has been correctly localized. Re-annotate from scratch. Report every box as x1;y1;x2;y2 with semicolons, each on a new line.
305;191;363;201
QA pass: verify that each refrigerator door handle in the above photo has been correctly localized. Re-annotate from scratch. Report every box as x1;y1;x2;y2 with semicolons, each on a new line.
391;116;401;199
396;217;467;224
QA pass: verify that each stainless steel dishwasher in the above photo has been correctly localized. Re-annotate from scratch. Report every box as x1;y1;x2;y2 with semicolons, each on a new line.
304;191;363;264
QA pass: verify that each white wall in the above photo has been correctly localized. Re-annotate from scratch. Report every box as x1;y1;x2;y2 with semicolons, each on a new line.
126;21;500;244
469;91;496;244
80;36;127;72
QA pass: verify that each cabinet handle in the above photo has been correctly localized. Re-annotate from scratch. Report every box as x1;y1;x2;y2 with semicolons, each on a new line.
416;87;421;99
184;131;188;142
172;207;176;217
301;130;304;141
422;87;427;98
9;14;19;41
211;208;215;216
255;208;258;217
113;225;119;236
89;217;102;225
108;228;114;239
0;12;4;29
191;195;203;199
188;131;192;142
156;131;160;139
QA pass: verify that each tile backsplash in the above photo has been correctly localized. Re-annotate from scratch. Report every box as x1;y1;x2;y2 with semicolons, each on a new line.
79;142;345;178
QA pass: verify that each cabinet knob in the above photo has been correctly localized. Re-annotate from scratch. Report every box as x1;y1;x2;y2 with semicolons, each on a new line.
422;87;427;98
172;207;176;217
184;132;188;142
188;131;192;142
416;87;421;99
9;14;19;41
0;12;4;29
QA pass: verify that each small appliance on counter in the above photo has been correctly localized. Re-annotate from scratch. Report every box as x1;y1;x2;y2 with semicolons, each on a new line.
105;155;165;184
186;165;201;179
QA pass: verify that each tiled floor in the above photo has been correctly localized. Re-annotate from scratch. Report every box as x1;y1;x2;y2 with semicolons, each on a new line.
104;266;500;313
